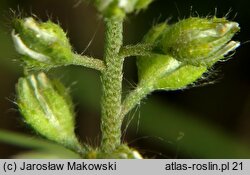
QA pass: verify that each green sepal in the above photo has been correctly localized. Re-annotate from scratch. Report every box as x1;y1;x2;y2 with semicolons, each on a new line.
155;62;207;90
138;53;207;90
137;17;240;91
16;72;82;152
12;17;73;69
137;23;206;91
159;17;240;66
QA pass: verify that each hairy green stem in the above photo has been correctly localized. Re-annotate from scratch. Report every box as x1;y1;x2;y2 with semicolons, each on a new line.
71;54;105;72
121;84;153;118
120;44;154;57
121;62;184;118
100;17;124;152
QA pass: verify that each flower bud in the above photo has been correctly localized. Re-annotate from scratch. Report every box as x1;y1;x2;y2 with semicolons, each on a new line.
12;17;73;69
16;72;80;150
137;23;208;90
159;17;240;66
93;0;153;17
137;18;240;91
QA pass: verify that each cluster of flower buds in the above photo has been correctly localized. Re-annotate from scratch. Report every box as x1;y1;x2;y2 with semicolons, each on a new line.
137;17;240;91
12;17;73;69
92;0;153;17
11;2;240;158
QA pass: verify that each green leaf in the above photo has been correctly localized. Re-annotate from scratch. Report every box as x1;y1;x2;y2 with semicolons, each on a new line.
0;130;81;158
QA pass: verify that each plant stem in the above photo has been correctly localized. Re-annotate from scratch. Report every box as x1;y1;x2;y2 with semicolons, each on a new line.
121;84;153;118
120;44;154;57
100;17;124;152
121;61;184;118
71;54;105;72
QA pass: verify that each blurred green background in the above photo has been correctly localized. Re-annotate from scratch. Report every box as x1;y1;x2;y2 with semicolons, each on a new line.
0;0;250;158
